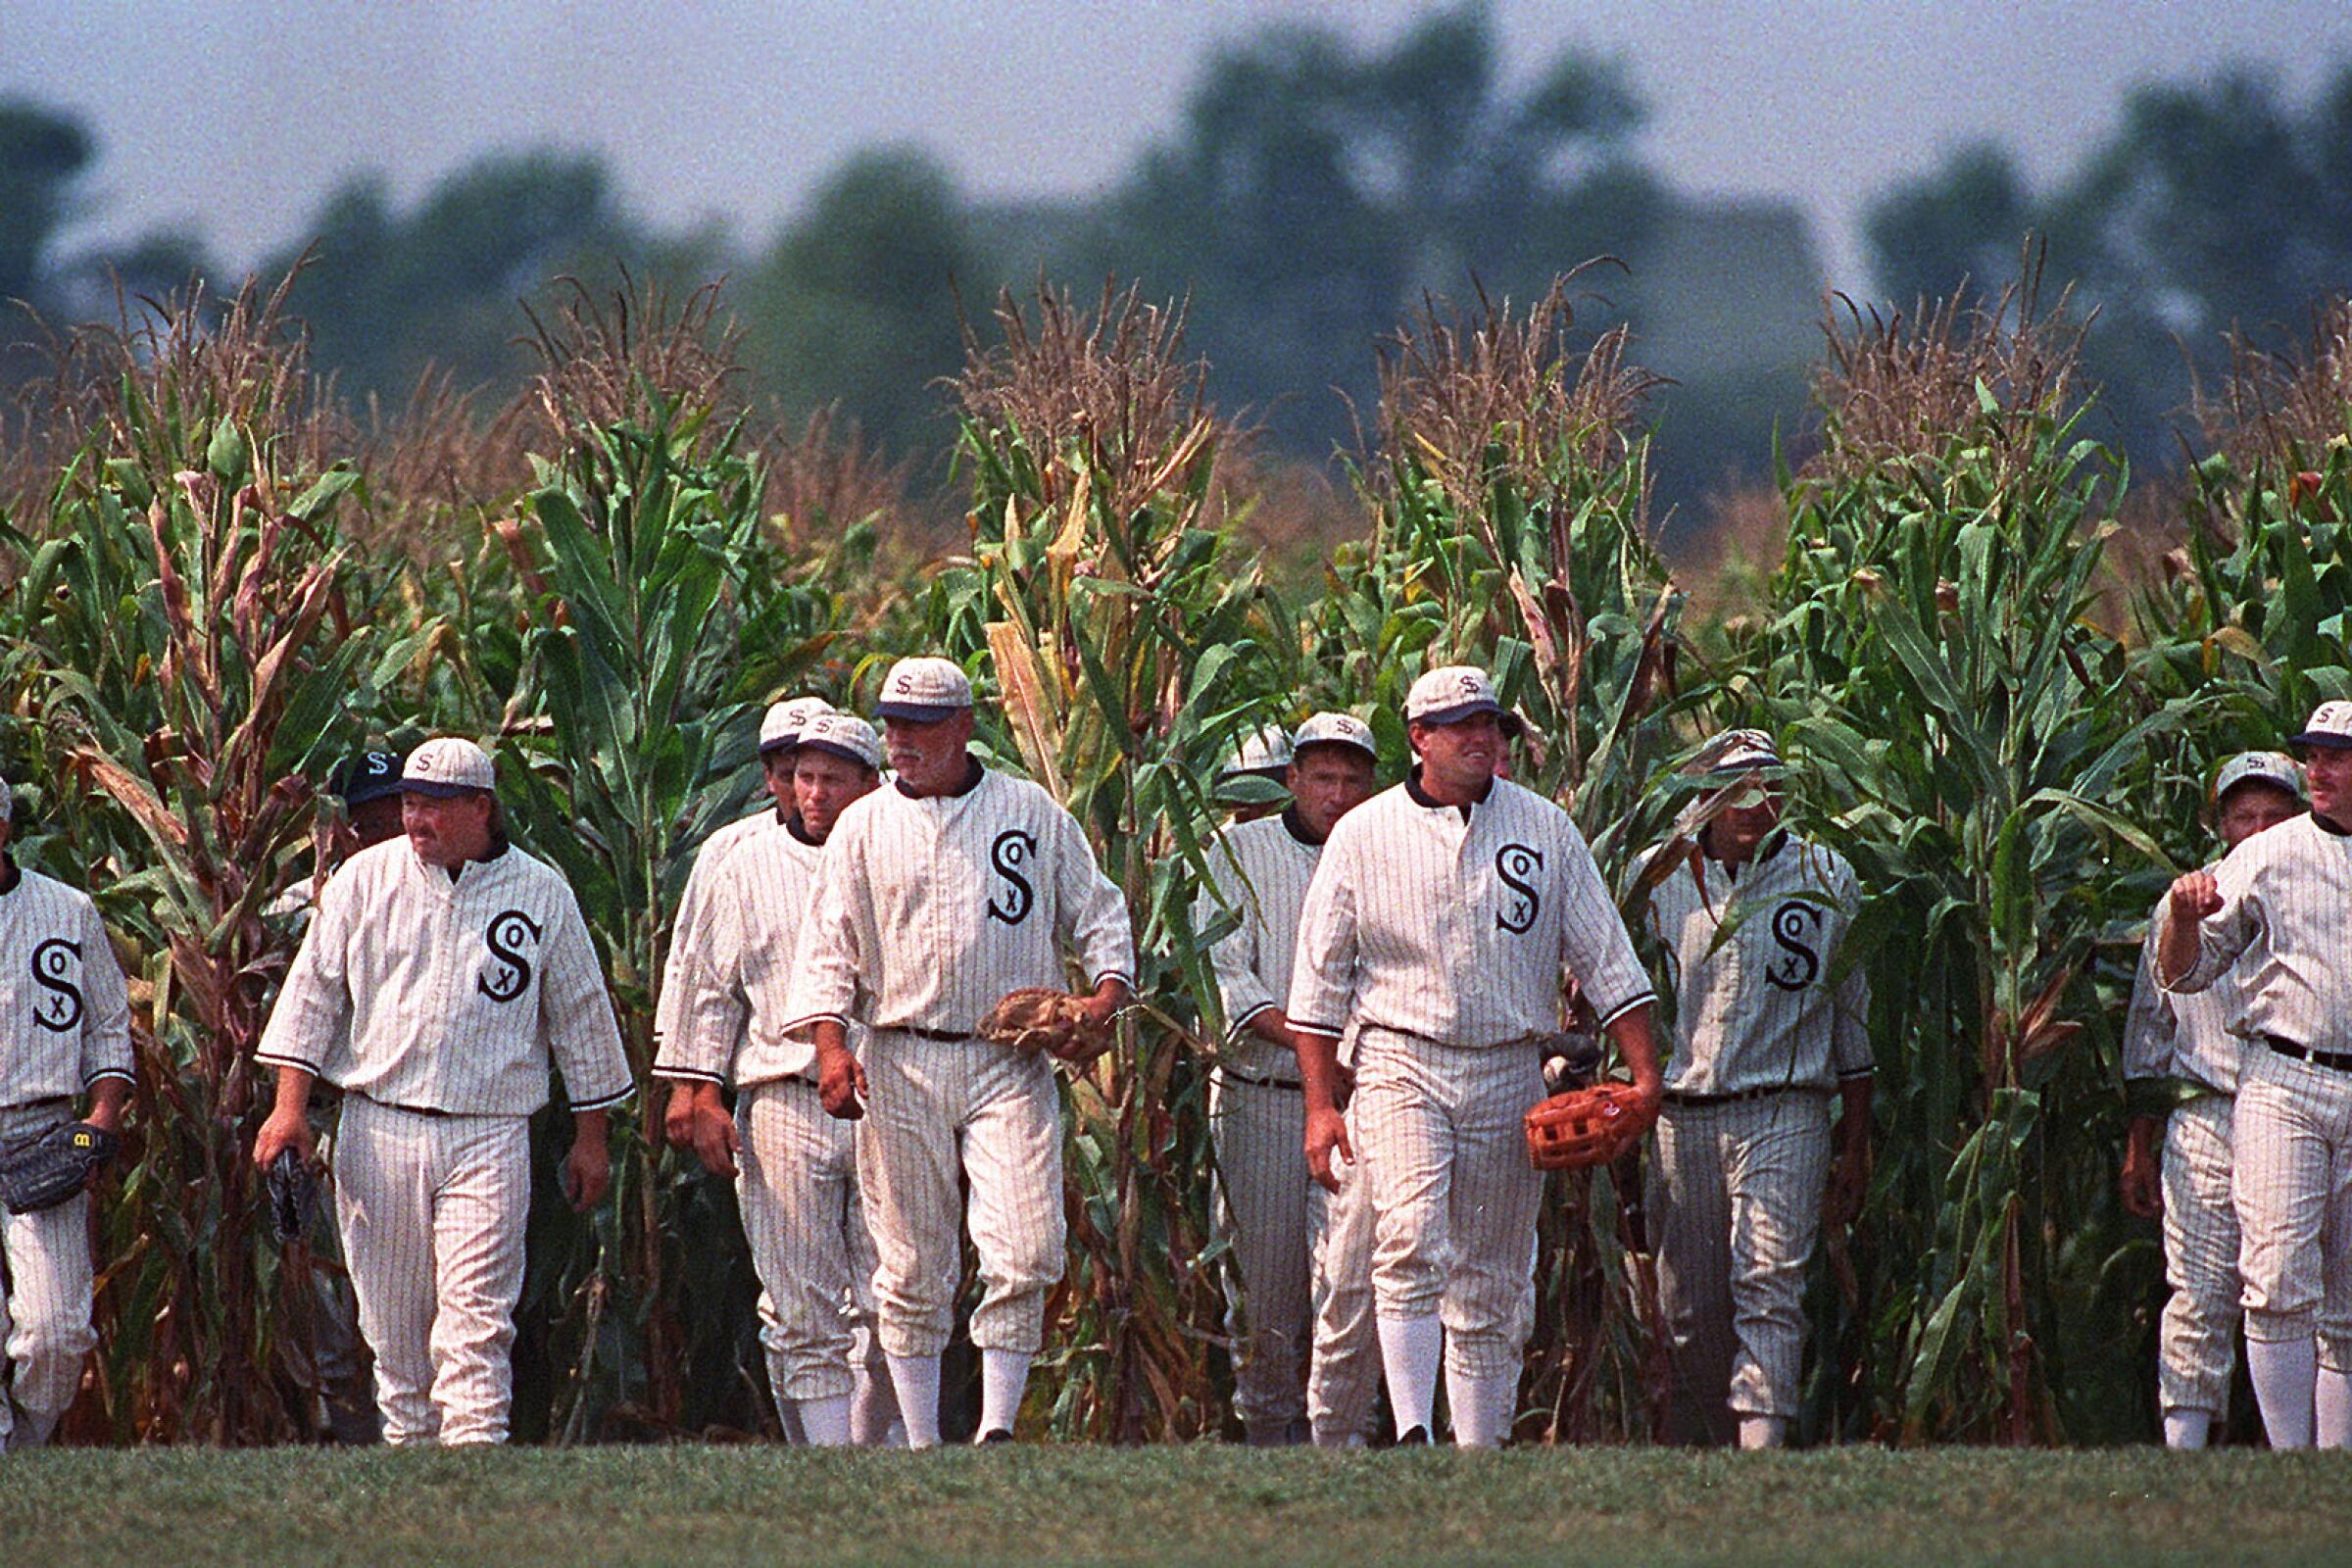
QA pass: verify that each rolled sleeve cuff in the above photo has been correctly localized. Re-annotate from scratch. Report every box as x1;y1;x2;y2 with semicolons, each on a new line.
567;1084;635;1113
83;1067;136;1088
1227;1001;1278;1037
1291;1018;1345;1040
1595;991;1656;1029
254;1048;323;1076
784;1011;851;1038
651;1065;724;1086
1837;1065;1876;1082
1091;968;1136;993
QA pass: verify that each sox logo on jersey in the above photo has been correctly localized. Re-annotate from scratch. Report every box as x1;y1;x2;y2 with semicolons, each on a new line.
31;938;83;1029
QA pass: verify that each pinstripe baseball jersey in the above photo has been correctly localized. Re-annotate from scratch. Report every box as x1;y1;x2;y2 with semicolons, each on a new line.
1640;833;1871;1095
785;764;1134;1033
659;813;838;1088
256;839;632;1113
2123;875;2246;1096
2165;813;2352;1051
0;866;134;1104
1197;809;1325;1084
653;808;773;1053
1287;774;1652;1046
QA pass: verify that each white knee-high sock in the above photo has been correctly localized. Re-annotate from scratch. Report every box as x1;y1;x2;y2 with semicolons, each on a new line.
2316;1367;2352;1449
795;1394;853;1447
2247;1337;2317;1449
1446;1365;1514;1448
886;1353;943;1449
978;1348;1032;1439
1377;1315;1443;1438
2161;1408;2212;1450
1737;1415;1788;1450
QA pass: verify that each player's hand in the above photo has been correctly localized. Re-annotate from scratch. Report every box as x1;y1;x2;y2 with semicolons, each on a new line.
563;1134;611;1212
252;1105;317;1172
1626;1068;1665;1128
2168;870;2223;925
1825;1135;1871;1228
1304;1103;1353;1194
2119;1123;2163;1220
686;1099;740;1179
817;1047;867;1121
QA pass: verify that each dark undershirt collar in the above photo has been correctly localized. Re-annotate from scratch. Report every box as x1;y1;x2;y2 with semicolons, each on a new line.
2313;808;2352;838
443;834;512;882
1281;806;1326;848
896;755;986;801
0;853;18;896
1404;765;1493;819
1709;827;1787;881
787;811;822;847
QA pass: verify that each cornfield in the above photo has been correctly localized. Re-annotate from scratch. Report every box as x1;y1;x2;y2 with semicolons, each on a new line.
2;266;2347;1447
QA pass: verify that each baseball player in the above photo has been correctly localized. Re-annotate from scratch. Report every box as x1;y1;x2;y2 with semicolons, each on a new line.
1288;665;1662;1447
654;697;834;1060
1216;726;1295;824
785;656;1134;1448
0;776;133;1448
2121;751;2305;1449
1196;711;1379;1446
251;737;633;1446
2161;701;2352;1450
659;710;900;1447
1638;729;1872;1449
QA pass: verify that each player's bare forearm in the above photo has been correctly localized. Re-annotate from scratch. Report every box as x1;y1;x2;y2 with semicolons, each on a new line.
1291;1027;1347;1115
2120;1113;2164;1219
1838;1075;1873;1152
84;1075;130;1135
252;1063;319;1168
1288;1024;1354;1192
2157;871;2221;988
1082;974;1132;1026
1603;1003;1666;1104
564;1108;612;1211
1246;1006;1294;1049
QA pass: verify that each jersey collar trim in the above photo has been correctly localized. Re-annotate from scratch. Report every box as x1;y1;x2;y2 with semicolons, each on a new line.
2313;808;2351;838
1281;806;1326;847
1404;766;1493;813
786;812;823;847
895;755;987;801
0;854;17;897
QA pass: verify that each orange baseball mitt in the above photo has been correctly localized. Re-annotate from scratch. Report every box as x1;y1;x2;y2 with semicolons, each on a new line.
977;988;1114;1064
1524;1082;1653;1172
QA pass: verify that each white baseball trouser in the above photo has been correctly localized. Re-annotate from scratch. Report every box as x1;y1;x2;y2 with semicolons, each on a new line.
1211;1070;1311;1432
858;1033;1064;1358
0;1101;96;1447
1647;1091;1832;1445
1354;1031;1544;1382
1305;1096;1380;1445
2158;1094;2241;1417
333;1097;530;1446
736;1078;889;1405
2233;1047;2352;1371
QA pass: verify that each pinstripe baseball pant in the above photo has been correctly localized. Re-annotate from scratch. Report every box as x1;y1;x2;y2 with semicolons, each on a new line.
2159;1095;2241;1416
1354;1032;1544;1381
737;1078;888;1405
1647;1091;1832;1444
1306;1096;1380;1445
1211;1070;1312;1431
858;1033;1064;1358
333;1097;530;1446
0;1101;95;1447
2233;1047;2352;1368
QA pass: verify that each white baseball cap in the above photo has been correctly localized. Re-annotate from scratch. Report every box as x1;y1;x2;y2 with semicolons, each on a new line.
797;711;884;771
1405;665;1505;726
2214;750;2306;805
401;737;496;797
1218;724;1294;781
1698;727;1783;774
758;695;835;757
1292;711;1378;761
2291;700;2352;752
876;657;973;722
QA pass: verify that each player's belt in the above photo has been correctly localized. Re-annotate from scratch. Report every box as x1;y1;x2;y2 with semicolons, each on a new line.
355;1094;457;1117
1214;1067;1303;1092
2265;1035;2352;1073
892;1025;972;1043
1662;1085;1824;1107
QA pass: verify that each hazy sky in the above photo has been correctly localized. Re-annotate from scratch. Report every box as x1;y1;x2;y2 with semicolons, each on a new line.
8;0;2351;287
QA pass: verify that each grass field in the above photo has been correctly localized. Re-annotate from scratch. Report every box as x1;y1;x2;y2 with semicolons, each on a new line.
12;1445;2350;1567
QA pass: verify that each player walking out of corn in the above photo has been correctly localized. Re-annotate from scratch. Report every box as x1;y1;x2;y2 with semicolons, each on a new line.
786;657;1134;1448
2162;702;2352;1450
0;776;133;1448
1287;665;1663;1447
1639;729;1873;1449
2121;751;2305;1449
251;738;632;1446
659;710;902;1446
1197;711;1380;1446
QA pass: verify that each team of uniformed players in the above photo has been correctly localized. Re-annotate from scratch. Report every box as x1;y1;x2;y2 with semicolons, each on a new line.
1;655;2347;1451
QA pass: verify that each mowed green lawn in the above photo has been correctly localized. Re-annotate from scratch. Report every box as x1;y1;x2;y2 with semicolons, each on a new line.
12;1444;2348;1567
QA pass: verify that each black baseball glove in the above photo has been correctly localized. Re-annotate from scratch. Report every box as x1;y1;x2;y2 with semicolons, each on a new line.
267;1147;321;1245
0;1121;120;1213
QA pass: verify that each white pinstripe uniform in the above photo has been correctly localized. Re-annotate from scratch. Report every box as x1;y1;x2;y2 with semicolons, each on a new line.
653;697;833;1057
784;756;1133;1427
657;803;895;1444
0;858;133;1448
1200;808;1352;1441
1288;769;1652;1445
2164;807;2352;1446
1304;1034;1380;1446
2124;876;2254;1428
257;825;632;1446
1641;831;1870;1445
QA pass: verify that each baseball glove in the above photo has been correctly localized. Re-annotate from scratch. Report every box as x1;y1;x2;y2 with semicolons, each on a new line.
0;1121;120;1213
267;1147;321;1245
978;988;1114;1063
1524;1082;1653;1173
